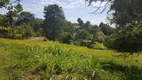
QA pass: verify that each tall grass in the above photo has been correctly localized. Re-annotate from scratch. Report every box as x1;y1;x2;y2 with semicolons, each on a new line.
1;44;103;79
0;38;142;80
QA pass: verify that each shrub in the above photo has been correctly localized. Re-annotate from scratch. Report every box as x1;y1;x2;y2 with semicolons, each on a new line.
60;32;71;43
0;26;12;38
76;29;91;40
43;37;48;41
9;26;25;39
0;25;35;39
22;24;35;38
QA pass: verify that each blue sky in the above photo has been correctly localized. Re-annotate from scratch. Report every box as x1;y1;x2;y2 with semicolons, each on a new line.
0;0;110;25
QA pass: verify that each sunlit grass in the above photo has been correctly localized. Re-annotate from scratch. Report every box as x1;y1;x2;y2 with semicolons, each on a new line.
0;38;141;66
0;38;142;80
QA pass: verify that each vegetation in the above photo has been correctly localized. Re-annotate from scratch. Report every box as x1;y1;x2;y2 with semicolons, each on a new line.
0;38;142;80
43;4;66;41
0;2;108;48
107;0;142;53
87;0;142;53
0;0;142;79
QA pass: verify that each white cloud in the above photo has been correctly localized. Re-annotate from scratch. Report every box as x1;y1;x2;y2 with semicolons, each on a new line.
32;0;86;9
23;0;108;14
36;0;109;10
19;0;109;24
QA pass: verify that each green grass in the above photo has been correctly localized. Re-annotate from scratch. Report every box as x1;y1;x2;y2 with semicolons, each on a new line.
0;38;142;80
93;42;106;49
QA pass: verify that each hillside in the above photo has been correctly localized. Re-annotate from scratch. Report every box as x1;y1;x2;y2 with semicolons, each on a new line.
0;38;142;80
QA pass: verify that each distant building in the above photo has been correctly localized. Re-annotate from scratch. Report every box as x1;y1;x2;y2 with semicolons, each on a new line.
78;39;91;43
73;25;80;28
72;23;81;28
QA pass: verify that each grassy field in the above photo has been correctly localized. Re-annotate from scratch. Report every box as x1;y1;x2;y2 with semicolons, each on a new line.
0;38;142;80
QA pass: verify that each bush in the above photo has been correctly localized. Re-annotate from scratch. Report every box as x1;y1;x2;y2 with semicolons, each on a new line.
93;42;106;49
34;28;43;37
9;26;25;39
94;31;105;43
0;26;12;38
76;29;91;40
22;24;35;38
105;23;142;53
43;37;48;41
0;25;35;39
60;32;72;44
70;40;81;46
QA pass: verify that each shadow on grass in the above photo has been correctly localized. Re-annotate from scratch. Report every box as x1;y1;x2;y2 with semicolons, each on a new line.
101;61;142;80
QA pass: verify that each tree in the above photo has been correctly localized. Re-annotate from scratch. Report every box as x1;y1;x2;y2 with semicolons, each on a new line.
0;0;23;26
0;0;10;8
22;24;34;38
76;29;92;47
32;18;43;36
33;18;43;31
86;25;105;43
76;29;91;40
87;0;142;54
6;11;18;26
87;25;99;38
105;0;142;53
83;21;91;28
5;1;23;26
0;0;21;8
0;14;9;27
109;0;142;27
77;18;84;27
17;11;35;25
43;4;66;41
88;0;142;26
94;31;105;43
77;18;91;28
0;14;4;26
105;24;142;53
99;22;116;35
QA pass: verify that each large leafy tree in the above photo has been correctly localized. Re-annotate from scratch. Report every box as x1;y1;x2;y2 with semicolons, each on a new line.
87;0;142;54
33;18;43;31
87;25;99;35
77;18;91;28
43;4;66;41
0;0;10;8
77;18;84;27
0;0;21;8
109;0;142;28
105;23;142;54
99;22;116;35
2;0;23;26
17;11;35;25
105;0;142;53
0;14;5;26
31;18;43;36
84;21;91;28
87;0;142;26
87;25;105;43
76;29;91;40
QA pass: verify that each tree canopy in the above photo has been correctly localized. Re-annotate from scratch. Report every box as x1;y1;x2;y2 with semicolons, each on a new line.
17;11;35;25
0;0;10;8
43;4;66;41
99;22;116;35
87;0;142;53
77;18;84;27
